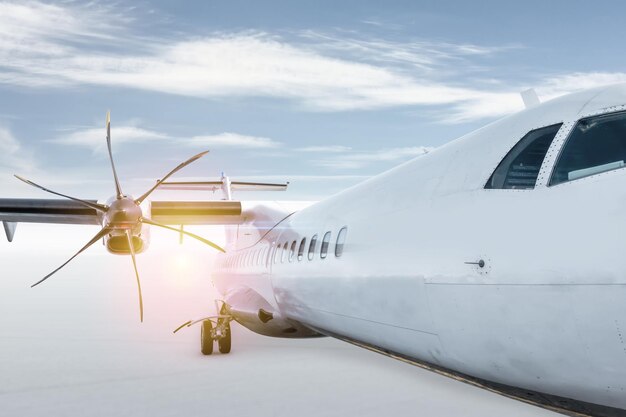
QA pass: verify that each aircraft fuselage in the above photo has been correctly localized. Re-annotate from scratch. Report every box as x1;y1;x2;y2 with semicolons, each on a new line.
213;85;626;414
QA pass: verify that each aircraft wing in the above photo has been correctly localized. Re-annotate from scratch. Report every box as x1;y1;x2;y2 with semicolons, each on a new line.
0;198;102;242
158;180;288;192
0;198;244;242
0;198;102;225
150;201;242;225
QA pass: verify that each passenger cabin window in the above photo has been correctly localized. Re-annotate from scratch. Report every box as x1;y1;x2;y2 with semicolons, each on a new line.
281;243;288;263
308;235;318;261
335;227;347;257
551;111;626;185
273;245;280;264
320;232;331;259
289;241;296;262
298;238;306;261
486;124;562;189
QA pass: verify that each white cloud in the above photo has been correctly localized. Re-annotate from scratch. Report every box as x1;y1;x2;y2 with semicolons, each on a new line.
0;126;34;173
51;122;278;151
444;73;626;123
51;125;168;152
0;1;129;56
314;146;434;169
0;2;625;123
0;1;526;120
187;132;280;149
536;72;626;99
299;30;513;70
297;145;353;153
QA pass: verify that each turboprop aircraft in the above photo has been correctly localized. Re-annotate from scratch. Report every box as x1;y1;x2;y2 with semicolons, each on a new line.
3;84;626;416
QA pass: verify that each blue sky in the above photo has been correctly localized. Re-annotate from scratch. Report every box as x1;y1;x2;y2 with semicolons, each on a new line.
1;0;625;201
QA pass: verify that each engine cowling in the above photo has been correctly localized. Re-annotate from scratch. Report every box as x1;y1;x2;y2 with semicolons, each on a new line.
104;224;150;254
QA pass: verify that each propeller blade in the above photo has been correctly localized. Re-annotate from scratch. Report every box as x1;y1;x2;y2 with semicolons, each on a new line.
135;150;209;205
125;229;144;322
141;217;225;253
105;111;123;199
14;175;108;213
31;227;111;287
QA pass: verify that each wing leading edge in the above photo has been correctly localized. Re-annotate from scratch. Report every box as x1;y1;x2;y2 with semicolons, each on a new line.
0;198;102;242
0;198;101;225
150;201;242;225
0;198;245;241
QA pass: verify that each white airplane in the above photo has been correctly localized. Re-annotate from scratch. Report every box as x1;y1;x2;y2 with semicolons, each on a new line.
2;85;626;416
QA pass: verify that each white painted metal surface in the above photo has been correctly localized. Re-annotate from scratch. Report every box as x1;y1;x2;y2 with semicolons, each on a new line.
213;84;626;413
4;84;626;414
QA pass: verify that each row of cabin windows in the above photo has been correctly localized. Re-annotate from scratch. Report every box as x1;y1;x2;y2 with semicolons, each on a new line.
485;110;626;189
222;226;347;269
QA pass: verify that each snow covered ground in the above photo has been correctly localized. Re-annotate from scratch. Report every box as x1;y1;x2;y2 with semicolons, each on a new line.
0;225;555;416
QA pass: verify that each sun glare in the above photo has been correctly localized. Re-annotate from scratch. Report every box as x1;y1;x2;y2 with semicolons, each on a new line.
174;251;191;271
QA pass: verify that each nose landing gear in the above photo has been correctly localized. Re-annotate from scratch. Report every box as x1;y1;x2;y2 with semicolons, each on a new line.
173;301;234;355
200;317;232;355
200;320;214;355
217;317;231;354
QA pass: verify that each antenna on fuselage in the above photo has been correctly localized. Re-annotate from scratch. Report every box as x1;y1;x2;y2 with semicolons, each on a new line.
521;88;541;108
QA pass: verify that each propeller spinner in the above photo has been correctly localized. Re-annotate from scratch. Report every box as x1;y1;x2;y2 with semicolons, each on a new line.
15;111;225;322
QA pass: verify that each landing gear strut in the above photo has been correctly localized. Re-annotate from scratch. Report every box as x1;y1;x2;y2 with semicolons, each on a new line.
172;302;234;355
217;318;231;354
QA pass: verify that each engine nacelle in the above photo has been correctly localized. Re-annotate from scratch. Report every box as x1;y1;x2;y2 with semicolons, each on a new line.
104;223;150;255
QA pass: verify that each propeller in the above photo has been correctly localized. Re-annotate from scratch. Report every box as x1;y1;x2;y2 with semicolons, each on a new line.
30;227;112;288
106;110;123;199
15;111;225;322
141;217;225;253
126;229;144;322
14;175;108;213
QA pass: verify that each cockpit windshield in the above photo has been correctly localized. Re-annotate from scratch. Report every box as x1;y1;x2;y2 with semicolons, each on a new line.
551;111;626;185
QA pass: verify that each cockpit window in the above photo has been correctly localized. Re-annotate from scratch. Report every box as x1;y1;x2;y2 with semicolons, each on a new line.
486;124;562;189
551;111;626;185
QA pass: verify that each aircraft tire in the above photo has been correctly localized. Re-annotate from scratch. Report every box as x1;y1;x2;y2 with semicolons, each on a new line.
218;321;231;354
200;320;214;355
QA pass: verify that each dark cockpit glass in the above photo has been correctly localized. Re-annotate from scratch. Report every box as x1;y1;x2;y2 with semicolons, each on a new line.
551;111;626;185
486;124;562;189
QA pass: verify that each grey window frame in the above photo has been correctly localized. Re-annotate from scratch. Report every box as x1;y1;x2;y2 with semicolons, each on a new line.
320;231;331;259
289;240;296;262
297;238;306;261
273;244;280;264
335;227;347;257
549;111;626;186
485;123;562;190
308;234;318;261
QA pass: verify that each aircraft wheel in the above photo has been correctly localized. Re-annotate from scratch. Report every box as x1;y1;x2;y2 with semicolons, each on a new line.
200;320;214;355
218;321;231;354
